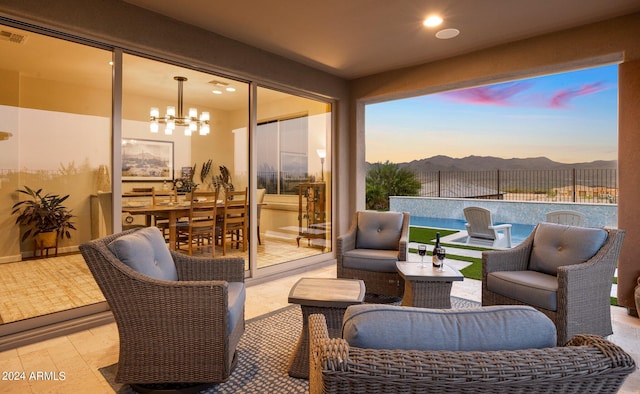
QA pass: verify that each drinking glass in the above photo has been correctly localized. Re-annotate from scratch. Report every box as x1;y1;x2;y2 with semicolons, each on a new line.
435;247;446;272
417;244;427;267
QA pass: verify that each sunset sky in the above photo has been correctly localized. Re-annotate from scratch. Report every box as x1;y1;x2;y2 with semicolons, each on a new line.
365;64;618;164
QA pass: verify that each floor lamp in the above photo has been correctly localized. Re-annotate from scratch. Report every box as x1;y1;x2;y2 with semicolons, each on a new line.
317;149;326;181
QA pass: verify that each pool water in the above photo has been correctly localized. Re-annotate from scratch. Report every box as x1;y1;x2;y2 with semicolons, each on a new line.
410;216;534;245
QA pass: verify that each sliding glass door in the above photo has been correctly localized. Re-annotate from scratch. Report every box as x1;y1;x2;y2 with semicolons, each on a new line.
255;87;332;270
0;21;334;341
122;54;250;265
0;24;112;331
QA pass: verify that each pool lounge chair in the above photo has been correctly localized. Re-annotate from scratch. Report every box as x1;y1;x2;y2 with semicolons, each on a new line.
464;206;512;248
546;210;586;226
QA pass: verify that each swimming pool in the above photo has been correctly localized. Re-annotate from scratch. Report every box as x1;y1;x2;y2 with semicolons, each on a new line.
410;216;534;245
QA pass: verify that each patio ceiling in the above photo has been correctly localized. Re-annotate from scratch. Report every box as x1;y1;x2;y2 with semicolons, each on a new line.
123;0;640;79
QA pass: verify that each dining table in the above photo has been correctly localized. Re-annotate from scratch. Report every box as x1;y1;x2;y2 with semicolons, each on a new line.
123;201;219;251
123;199;263;251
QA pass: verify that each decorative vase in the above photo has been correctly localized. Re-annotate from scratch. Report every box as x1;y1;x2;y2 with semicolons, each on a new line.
635;276;640;318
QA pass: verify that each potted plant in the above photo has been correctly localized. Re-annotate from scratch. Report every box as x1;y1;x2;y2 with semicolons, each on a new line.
11;186;76;247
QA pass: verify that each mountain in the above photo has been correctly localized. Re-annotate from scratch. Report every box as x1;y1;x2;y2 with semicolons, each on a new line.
367;155;618;172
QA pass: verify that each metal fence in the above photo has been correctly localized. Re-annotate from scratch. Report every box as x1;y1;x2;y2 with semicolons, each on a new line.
414;168;617;204
258;171;309;195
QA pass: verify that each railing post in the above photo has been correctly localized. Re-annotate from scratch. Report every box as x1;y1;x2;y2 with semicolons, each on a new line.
497;169;500;200
437;170;441;197
572;168;577;202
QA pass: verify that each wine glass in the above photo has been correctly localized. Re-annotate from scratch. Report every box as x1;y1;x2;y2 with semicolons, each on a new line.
417;244;427;267
435;247;446;272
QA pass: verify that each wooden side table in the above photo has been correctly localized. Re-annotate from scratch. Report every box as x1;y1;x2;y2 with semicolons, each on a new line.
287;277;365;379
396;260;463;308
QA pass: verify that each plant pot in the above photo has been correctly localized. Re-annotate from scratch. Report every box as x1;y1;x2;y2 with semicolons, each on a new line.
34;231;58;257
35;231;57;248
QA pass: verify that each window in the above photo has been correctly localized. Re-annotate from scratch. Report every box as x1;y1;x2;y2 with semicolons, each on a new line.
257;116;309;195
255;86;332;269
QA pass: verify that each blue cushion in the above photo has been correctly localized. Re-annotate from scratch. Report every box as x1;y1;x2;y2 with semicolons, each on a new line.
342;304;556;351
487;270;558;311
107;227;178;281
529;223;607;275
356;211;403;250
342;249;399;272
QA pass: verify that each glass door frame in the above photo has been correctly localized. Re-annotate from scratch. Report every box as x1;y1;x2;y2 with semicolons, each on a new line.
246;82;335;280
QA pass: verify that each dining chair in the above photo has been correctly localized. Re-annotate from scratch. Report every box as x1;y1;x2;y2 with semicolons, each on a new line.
218;188;248;255
176;190;218;256
152;187;178;241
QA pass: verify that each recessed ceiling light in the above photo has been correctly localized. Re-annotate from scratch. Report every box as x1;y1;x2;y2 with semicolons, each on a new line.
423;15;443;27
212;89;222;95
436;28;460;39
226;87;236;92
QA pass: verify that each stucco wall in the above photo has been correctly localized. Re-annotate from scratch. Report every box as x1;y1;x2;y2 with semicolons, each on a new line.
618;58;640;309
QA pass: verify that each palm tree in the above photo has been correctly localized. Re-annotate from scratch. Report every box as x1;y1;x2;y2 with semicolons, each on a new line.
366;161;421;210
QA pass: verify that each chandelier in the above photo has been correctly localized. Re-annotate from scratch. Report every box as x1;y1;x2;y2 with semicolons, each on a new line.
150;76;210;136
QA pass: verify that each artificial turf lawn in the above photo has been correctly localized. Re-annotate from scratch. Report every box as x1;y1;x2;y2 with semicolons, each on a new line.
409;226;484;280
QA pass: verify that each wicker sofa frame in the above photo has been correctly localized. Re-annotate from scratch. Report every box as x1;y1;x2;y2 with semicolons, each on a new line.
337;211;409;298
309;314;636;393
482;225;625;345
79;229;245;384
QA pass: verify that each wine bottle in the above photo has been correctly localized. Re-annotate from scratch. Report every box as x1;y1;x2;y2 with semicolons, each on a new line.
432;232;441;268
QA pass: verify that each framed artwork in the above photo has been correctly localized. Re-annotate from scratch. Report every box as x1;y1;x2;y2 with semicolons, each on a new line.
181;166;194;179
122;139;174;181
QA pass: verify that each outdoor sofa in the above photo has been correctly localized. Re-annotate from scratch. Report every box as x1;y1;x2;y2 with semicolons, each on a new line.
309;304;636;393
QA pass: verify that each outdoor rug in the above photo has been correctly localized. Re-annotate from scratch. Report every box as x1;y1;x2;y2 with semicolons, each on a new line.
100;296;480;393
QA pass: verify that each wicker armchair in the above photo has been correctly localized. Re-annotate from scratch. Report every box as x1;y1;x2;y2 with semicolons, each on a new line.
482;222;625;345
337;211;409;298
309;313;636;394
79;227;245;385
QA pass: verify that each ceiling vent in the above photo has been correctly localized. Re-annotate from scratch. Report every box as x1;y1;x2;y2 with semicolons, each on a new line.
0;30;27;44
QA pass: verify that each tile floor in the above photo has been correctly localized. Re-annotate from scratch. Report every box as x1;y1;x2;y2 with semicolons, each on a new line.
0;263;638;393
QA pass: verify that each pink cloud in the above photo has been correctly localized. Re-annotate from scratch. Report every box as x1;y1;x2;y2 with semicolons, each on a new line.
443;82;531;106
548;82;606;108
